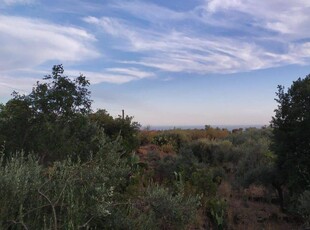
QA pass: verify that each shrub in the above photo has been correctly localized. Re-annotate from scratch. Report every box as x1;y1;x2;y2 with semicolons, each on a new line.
90;109;141;152
189;139;233;165
0;152;42;228
189;139;216;164
132;185;200;230
235;137;274;188
297;190;310;227
207;198;227;230
190;168;217;197
0;134;129;229
152;132;183;152
155;155;177;183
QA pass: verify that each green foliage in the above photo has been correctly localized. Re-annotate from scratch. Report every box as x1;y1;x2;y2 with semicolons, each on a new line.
205;126;230;140
235;136;274;187
90;109;141;152
207;198;227;230
139;128;229;150
0;153;42;227
188;139;234;165
155;155;178;183
227;127;273;146
271;75;310;195
0;64;97;161
189;139;216;164
132;185;200;230
0;98;34;153
3;64;308;228
152;132;183;152
297;190;310;227
190;168;218;197
175;146;199;181
28;64;92;117
0;134;129;229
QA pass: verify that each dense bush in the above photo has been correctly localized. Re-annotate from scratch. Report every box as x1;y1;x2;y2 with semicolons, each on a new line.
235;137;274;186
152;132;184;152
190;168;218;197
207;197;227;230
297;190;310;227
155;155;178;183
188;139;234;165
90;109;141;152
0;135;129;229
131;185;200;230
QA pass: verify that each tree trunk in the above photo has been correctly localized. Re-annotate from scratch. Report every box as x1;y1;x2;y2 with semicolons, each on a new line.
272;182;284;211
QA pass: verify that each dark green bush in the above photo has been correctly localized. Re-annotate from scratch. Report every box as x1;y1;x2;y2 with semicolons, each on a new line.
297;190;310;227
155;155;178;183
188;139;234;165
190;168;217;197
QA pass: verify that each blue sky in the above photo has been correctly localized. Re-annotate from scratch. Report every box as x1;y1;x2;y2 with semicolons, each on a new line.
1;0;310;127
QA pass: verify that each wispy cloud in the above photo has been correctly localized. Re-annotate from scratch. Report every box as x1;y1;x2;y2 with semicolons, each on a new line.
67;67;154;84
204;0;310;38
0;15;99;71
110;1;189;22
84;10;310;74
105;68;154;79
0;0;35;5
0;66;154;100
0;75;37;97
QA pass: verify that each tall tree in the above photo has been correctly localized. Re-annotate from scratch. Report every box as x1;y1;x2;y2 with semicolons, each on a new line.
0;65;97;162
271;74;310;196
27;64;92;119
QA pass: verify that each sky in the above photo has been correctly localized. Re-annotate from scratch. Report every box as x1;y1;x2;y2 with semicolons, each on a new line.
1;0;310;127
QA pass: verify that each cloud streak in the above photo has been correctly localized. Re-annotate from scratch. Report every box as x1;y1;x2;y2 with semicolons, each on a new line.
84;8;310;74
0;15;99;71
0;66;154;101
0;0;35;5
204;0;310;38
0;75;37;97
67;67;154;84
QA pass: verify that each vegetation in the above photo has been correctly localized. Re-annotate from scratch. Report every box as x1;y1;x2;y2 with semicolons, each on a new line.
0;137;127;229
271;75;310;202
0;65;309;228
90;109;141;152
0;64;96;162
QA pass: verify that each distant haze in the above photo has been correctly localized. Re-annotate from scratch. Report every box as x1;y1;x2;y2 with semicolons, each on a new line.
143;124;266;131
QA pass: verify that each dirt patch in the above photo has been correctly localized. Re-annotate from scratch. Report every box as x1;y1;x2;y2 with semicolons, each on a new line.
217;181;302;229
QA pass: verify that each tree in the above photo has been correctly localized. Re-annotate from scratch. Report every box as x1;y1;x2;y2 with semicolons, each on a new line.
271;74;310;197
0;99;34;153
27;64;92;119
0;65;97;161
